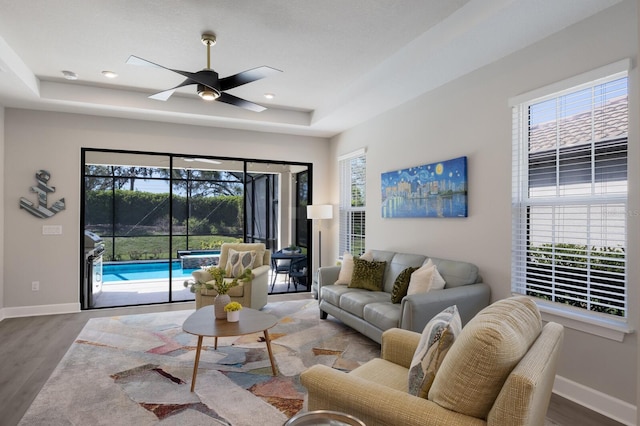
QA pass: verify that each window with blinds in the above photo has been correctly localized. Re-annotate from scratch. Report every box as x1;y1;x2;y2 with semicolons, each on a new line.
339;149;366;257
511;64;628;318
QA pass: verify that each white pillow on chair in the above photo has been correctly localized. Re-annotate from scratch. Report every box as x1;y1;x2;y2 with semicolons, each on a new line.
225;249;256;278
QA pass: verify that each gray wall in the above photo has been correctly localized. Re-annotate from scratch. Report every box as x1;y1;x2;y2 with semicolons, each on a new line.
0;106;4;314
2;110;330;314
329;0;638;420
637;1;640;423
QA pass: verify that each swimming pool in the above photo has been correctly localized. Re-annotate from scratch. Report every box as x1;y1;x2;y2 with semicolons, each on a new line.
103;261;198;282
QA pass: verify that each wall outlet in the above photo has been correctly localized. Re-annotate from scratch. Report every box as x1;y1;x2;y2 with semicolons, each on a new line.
42;225;62;235
32;281;40;291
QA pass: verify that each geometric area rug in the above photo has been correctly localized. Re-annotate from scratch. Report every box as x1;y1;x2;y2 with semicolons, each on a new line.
18;299;381;426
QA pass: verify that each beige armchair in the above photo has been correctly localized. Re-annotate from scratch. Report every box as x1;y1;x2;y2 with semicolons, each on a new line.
301;297;564;426
191;243;271;310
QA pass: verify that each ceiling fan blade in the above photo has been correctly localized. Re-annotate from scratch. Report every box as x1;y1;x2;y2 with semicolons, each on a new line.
218;92;267;112
149;89;176;101
126;55;167;69
148;79;195;101
126;55;215;87
219;66;282;91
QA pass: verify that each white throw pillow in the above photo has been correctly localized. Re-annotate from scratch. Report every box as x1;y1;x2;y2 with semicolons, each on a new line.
335;252;354;285
423;258;446;290
407;264;436;295
408;305;461;398
225;249;256;278
360;251;374;261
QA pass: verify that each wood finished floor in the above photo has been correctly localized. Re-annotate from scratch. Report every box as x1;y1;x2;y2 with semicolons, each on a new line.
0;293;625;426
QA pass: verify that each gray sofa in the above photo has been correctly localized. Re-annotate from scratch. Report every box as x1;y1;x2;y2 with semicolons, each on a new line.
317;250;491;343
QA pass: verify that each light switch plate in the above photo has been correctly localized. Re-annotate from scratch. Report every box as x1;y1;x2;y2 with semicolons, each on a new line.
42;225;62;235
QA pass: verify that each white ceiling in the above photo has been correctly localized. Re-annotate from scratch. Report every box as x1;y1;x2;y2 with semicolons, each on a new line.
0;0;622;137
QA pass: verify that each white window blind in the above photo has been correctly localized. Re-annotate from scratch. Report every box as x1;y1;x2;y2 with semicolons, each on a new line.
511;66;628;318
339;149;366;256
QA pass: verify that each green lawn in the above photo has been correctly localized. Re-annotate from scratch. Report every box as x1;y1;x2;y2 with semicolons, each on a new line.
101;235;242;261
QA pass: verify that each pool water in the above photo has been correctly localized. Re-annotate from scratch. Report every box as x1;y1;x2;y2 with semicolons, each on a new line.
103;261;198;282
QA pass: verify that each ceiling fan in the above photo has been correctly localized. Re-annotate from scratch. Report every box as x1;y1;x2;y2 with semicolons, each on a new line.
126;32;281;112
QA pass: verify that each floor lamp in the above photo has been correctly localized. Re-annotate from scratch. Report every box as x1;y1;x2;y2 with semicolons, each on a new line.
307;204;333;268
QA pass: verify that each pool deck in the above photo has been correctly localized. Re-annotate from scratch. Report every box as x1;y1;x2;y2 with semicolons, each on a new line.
94;270;308;308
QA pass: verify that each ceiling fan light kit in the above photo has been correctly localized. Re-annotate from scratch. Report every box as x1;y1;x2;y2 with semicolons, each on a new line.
197;84;220;101
126;31;280;112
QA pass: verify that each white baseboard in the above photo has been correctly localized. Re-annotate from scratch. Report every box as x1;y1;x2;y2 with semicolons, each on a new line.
554;375;637;426
1;303;80;319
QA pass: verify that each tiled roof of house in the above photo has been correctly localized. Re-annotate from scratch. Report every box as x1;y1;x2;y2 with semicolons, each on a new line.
529;96;627;153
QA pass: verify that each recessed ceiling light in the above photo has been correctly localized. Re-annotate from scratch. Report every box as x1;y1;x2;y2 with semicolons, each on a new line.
101;70;118;79
264;93;275;100
62;70;78;80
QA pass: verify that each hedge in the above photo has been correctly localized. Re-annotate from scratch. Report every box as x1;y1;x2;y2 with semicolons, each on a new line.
85;190;242;235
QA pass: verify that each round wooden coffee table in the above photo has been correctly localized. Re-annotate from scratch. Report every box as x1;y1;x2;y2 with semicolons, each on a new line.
183;306;279;391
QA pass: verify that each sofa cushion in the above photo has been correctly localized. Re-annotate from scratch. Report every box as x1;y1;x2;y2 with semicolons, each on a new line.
335;252;354;285
340;290;391;318
225;249;256;278
321;284;357;306
349;258;387;291
363;302;401;331
408;305;461;398
380;252;428;293
428;257;479;288
368;250;401;292
350;358;409;392
428;296;542;419
391;267;418;303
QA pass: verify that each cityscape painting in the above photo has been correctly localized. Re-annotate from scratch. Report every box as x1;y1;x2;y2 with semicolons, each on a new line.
381;156;467;218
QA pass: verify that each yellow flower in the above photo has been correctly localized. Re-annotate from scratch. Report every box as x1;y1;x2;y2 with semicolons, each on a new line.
224;301;243;312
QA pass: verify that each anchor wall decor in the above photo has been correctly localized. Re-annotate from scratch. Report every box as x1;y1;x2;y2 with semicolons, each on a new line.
19;170;66;218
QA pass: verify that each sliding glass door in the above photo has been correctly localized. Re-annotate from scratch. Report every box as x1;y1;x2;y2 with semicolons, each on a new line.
81;149;312;309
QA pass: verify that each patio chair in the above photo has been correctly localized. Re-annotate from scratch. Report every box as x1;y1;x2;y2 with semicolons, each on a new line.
288;256;308;290
271;254;292;289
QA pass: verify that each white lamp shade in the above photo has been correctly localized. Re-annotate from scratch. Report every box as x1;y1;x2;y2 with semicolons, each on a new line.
307;204;333;220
